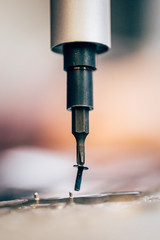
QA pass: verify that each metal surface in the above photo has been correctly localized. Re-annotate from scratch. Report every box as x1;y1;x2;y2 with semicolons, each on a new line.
50;0;111;54
0;191;142;210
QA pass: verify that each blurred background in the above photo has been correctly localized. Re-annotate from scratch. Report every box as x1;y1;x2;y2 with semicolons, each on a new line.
0;0;160;200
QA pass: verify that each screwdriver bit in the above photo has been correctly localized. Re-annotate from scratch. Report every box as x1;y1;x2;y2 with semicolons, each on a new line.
72;107;89;191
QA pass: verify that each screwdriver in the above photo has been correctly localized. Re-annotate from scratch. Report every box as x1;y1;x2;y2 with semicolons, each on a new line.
50;0;111;191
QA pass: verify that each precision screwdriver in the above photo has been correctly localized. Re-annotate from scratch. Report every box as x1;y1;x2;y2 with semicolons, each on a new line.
50;0;111;191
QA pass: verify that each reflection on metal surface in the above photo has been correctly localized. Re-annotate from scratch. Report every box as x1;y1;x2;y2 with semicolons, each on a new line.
0;191;142;211
0;199;28;208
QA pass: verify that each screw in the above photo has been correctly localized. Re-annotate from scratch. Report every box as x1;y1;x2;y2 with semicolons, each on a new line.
69;191;74;204
34;192;40;204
